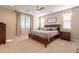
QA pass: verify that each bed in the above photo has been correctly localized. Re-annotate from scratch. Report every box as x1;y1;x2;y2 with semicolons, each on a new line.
28;24;60;47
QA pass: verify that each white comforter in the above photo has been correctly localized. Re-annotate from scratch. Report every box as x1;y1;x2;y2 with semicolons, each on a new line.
31;30;59;39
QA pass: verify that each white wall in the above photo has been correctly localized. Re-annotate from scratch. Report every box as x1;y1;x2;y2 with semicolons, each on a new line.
0;7;17;39
71;7;79;39
33;16;40;30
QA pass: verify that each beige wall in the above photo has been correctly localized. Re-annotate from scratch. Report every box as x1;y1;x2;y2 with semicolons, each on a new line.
40;6;79;39
40;9;72;30
72;7;79;39
0;7;17;39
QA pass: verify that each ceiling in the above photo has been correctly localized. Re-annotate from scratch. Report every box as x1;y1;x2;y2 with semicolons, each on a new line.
0;5;78;17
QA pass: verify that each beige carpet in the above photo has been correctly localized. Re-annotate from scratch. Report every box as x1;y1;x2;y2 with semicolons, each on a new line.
0;36;79;53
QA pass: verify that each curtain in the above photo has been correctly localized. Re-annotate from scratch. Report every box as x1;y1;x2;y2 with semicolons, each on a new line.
21;14;31;35
30;15;33;31
16;12;33;36
16;12;21;36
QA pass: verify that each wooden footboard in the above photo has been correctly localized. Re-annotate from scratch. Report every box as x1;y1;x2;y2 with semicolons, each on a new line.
29;33;48;47
28;33;59;47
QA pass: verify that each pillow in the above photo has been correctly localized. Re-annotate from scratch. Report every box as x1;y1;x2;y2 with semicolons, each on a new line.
42;27;46;31
43;27;57;31
48;27;53;31
52;27;57;30
43;27;49;31
48;27;57;31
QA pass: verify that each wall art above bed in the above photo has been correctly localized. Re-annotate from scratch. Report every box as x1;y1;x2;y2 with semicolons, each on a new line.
47;17;57;23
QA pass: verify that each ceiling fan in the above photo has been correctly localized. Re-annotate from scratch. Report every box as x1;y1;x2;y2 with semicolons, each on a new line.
26;5;45;13
35;6;45;12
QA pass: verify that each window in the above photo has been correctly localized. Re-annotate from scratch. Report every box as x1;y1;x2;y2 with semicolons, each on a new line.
21;14;31;29
63;13;72;29
25;15;31;28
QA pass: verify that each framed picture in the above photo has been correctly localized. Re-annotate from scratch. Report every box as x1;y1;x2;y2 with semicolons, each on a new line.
47;17;57;23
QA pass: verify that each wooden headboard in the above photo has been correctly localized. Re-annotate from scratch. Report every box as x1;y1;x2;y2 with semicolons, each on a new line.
44;24;60;32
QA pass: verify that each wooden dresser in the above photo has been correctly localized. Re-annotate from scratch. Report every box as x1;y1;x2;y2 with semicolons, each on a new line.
60;31;70;41
0;22;6;44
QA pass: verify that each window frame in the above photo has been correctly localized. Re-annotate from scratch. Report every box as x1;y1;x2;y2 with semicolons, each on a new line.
63;12;72;29
20;14;31;29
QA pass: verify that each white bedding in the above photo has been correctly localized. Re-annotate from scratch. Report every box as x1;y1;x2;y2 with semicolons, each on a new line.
31;30;59;40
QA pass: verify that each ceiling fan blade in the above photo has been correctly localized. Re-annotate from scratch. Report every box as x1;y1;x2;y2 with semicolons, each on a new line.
40;7;45;10
29;6;45;12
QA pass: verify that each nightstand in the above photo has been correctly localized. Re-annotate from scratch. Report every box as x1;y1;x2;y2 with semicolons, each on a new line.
60;31;71;41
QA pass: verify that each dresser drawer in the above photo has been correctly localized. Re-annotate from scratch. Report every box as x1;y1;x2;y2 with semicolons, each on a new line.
60;31;70;41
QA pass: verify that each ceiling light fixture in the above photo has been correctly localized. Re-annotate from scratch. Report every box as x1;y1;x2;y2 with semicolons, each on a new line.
35;6;45;13
36;10;40;13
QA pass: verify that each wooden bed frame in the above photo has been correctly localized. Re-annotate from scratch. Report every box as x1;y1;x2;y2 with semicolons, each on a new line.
28;24;60;48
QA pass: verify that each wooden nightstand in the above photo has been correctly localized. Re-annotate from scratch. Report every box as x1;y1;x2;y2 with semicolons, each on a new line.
60;31;71;41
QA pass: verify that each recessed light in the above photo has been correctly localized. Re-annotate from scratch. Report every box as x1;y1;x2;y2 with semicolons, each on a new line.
36;10;40;13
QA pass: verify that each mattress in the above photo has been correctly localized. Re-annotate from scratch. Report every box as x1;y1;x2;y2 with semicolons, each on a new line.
31;30;59;40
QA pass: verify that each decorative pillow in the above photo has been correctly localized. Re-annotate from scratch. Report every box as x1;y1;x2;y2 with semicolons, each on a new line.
52;27;57;30
48;27;57;31
43;27;57;31
43;27;49;31
48;27;53;31
42;27;46;31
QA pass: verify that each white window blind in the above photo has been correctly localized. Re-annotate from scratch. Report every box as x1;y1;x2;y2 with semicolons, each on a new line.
63;13;72;29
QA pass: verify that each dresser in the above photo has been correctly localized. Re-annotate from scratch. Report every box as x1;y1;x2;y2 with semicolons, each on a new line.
0;22;6;44
60;31;70;41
